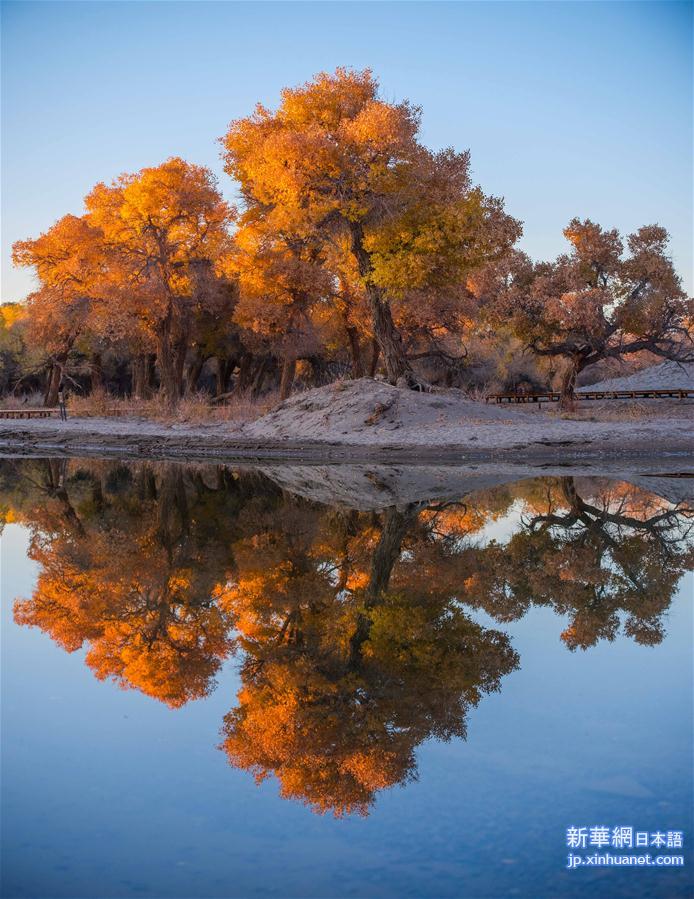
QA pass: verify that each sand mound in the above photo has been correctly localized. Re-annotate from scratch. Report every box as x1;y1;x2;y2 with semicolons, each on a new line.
579;361;694;393
241;375;693;449
242;378;517;445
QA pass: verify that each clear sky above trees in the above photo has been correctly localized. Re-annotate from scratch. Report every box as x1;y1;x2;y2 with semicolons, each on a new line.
2;0;691;303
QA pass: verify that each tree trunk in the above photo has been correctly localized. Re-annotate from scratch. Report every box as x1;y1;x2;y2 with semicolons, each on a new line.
370;294;412;383
251;357;270;398
90;353;103;393
346;325;364;379
137;466;158;501
157;467;190;548
279;357;296;400
237;353;254;393
44;460;85;536
45;358;65;407
560;477;580;513
348;221;415;386
349;504;419;666
132;354;147;400
308;354;328;386
215;357;230;397
91;478;105;512
173;339;187;399
156;318;179;409
559;358;582;412
366;505;418;603
185;350;206;396
369;338;380;377
146;354;157;393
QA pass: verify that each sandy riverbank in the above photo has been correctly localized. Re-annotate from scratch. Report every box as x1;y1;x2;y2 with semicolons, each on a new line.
0;378;692;463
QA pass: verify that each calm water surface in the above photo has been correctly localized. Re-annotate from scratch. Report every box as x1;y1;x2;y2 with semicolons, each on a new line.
1;458;692;899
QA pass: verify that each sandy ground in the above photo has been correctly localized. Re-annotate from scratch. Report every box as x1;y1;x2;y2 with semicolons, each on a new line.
0;376;691;464
579;360;694;392
242;379;694;453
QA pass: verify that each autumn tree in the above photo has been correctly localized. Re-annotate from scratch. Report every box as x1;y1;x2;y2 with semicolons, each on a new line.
222;68;519;388
175;257;241;396
227;214;333;398
0;303;34;395
480;220;693;409
12;214;107;404
85;158;234;407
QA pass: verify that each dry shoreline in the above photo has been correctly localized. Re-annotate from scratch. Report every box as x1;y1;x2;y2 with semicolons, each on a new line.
0;414;692;465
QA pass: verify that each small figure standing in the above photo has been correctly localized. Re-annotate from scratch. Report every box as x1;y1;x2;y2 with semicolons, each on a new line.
57;381;68;421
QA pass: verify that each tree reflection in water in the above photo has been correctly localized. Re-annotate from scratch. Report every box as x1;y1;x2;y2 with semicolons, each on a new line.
468;476;694;649
6;459;692;815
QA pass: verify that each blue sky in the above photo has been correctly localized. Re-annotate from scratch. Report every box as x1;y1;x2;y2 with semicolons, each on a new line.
2;1;692;300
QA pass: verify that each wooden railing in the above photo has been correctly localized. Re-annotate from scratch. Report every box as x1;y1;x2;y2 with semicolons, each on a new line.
0;408;60;419
485;388;694;404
